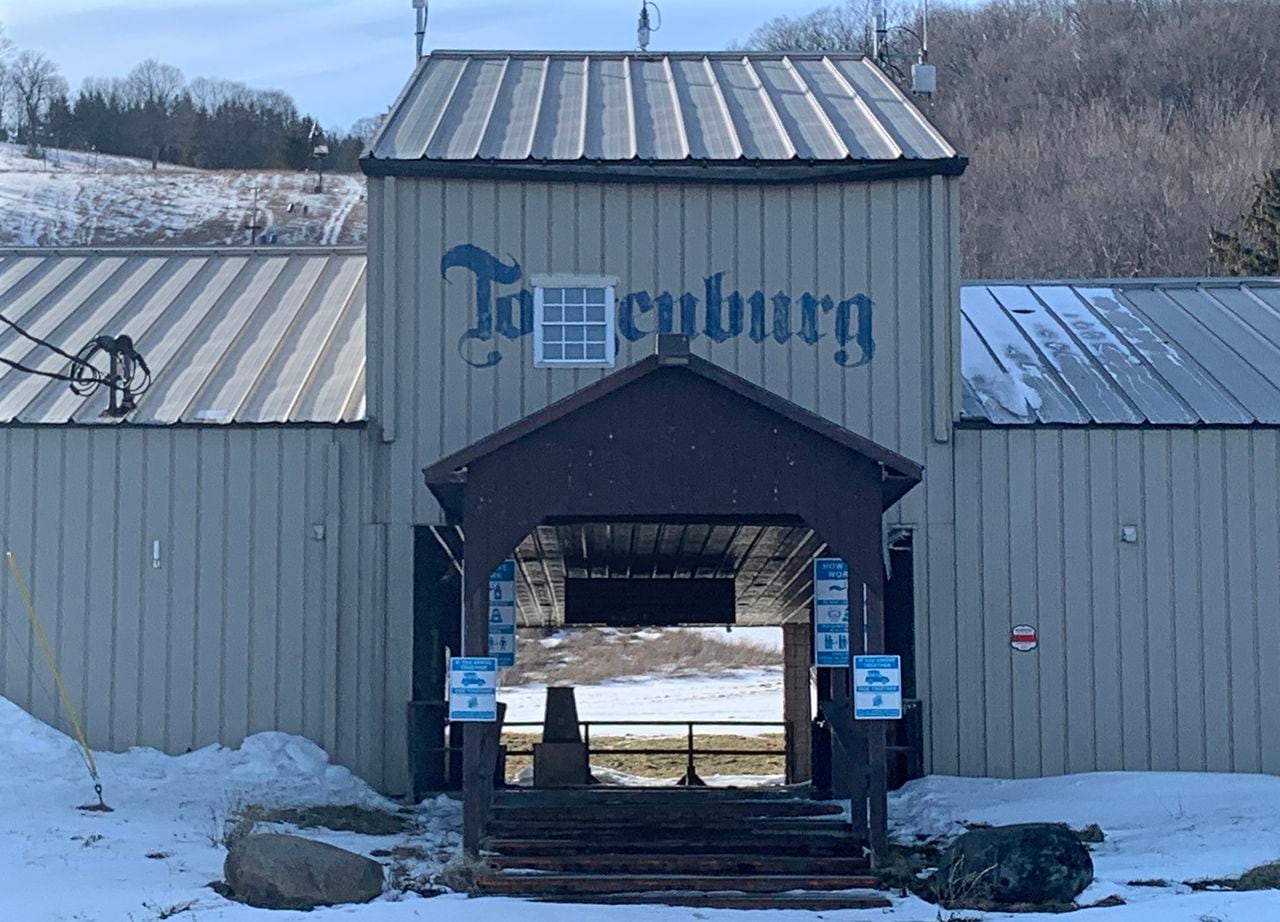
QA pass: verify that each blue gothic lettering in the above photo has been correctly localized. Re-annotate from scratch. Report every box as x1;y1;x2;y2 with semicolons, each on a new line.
441;244;524;368
437;243;875;368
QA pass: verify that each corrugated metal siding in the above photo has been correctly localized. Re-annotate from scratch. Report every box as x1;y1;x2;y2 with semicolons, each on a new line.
923;427;1280;777
961;281;1280;425
367;52;956;164
366;174;961;531
0;249;366;425
0;425;407;792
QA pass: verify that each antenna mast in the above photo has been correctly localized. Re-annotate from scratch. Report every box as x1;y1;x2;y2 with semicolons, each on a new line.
413;0;429;60
637;1;661;52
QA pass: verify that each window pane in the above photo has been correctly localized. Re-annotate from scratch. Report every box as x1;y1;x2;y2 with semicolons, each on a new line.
563;324;584;342
585;288;606;306
566;288;586;305
585;305;605;323
585;324;606;342
543;305;563;322
564;305;584;322
543;324;564;342
542;343;563;360
565;343;585;360
542;288;563;304
585;343;606;360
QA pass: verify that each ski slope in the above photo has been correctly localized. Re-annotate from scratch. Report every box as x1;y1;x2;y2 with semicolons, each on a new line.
0;144;367;247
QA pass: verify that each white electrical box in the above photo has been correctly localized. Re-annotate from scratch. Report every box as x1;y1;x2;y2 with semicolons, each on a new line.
911;62;937;94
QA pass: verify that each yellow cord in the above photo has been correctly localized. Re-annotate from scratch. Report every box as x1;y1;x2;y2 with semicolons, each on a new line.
5;550;99;781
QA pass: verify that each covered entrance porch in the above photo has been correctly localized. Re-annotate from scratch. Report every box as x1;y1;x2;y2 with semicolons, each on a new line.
415;336;921;899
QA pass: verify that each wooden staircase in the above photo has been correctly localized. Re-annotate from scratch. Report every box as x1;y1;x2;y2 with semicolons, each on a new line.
475;786;890;910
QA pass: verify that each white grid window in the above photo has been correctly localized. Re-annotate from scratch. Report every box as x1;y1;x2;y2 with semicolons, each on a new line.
533;283;616;367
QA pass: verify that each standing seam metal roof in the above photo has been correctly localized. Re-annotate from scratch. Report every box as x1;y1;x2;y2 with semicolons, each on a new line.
0;248;366;425
961;279;1280;425
365;51;958;166
1;251;1276;427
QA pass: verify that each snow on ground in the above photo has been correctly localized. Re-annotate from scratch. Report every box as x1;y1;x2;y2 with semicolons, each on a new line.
0;143;366;246
687;626;783;651
501;667;789;736
3;693;1280;921
892;772;1280;921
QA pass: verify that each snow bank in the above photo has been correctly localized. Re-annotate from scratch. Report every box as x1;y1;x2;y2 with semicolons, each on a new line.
893;772;1280;919
4;693;1280;921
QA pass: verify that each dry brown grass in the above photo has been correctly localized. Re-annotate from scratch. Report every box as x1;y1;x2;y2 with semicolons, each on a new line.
501;732;785;781
503;628;779;686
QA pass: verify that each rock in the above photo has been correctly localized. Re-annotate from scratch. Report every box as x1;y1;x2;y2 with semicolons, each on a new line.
222;833;384;910
934;822;1093;907
1076;823;1106;843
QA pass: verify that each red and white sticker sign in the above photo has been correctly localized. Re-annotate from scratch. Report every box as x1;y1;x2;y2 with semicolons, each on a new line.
1010;624;1038;652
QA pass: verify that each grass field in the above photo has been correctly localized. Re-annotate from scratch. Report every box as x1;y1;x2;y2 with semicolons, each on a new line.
504;627;780;687
500;732;786;782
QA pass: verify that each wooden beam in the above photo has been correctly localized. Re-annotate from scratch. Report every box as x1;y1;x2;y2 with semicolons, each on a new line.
866;583;889;864
461;584;494;854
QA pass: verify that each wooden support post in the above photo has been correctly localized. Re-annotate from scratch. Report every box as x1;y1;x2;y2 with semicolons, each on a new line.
461;583;494;855
782;622;813;784
866;582;889;864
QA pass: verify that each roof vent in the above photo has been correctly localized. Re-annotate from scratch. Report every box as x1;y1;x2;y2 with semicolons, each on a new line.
655;333;690;365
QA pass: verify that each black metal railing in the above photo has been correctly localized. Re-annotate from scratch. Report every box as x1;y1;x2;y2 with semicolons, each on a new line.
502;719;787;785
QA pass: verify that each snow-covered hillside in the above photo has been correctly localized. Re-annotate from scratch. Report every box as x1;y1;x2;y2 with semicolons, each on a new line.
0;144;367;247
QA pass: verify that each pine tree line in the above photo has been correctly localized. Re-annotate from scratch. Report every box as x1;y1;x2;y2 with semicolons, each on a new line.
0;28;376;173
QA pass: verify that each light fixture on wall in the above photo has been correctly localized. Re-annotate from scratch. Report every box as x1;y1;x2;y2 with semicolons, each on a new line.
1120;526;1139;544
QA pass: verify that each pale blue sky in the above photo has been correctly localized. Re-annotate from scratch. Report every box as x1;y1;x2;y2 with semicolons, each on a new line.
0;0;808;131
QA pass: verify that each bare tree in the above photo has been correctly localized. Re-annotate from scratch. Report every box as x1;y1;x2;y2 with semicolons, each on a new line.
739;0;1280;279
0;26;13;140
739;0;919;54
8;50;66;157
188;76;249;114
124;58;185;168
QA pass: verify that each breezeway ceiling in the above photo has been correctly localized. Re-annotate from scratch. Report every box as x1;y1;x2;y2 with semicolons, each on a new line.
431;522;829;627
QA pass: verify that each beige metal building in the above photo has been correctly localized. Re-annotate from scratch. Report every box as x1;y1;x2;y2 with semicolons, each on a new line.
1;51;1278;798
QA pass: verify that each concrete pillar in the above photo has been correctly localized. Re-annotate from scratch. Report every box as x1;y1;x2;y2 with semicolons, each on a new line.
782;622;813;783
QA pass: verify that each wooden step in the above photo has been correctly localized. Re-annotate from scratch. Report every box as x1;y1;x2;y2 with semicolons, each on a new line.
536;891;892;910
483;833;864;858
488;852;870;875
490;800;843;821
484;819;854;840
493;786;812;805
476;873;881;897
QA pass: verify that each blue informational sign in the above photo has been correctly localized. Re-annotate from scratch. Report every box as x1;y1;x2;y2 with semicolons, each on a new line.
853;654;903;720
488;559;516;667
449;657;498;722
813;557;850;668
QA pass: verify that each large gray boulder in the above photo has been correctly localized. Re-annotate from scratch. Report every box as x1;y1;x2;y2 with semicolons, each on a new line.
934;822;1093;908
223;833;385;910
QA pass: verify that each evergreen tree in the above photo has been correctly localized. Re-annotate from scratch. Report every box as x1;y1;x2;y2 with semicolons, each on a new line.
1210;169;1280;276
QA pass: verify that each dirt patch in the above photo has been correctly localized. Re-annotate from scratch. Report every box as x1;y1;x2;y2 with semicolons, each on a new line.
503;627;779;686
501;732;785;781
238;804;410;837
1191;861;1280;892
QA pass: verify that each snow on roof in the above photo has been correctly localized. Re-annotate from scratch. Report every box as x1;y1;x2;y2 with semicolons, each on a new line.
1;249;1275;428
0;248;365;425
363;51;961;176
961;280;1280;425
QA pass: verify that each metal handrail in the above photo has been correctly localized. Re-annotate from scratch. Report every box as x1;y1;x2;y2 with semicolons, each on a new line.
500;719;789;783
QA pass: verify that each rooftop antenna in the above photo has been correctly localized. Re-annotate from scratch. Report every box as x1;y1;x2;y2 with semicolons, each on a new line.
413;0;429;60
870;0;938;96
911;0;937;94
871;0;888;65
637;1;661;52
